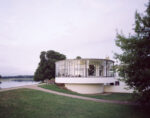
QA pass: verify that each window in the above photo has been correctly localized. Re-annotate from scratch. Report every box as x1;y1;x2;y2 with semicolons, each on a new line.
115;81;120;86
110;83;114;85
88;65;95;76
56;59;114;78
99;65;103;76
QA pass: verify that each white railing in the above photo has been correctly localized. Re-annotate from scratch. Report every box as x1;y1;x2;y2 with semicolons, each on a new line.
55;77;116;84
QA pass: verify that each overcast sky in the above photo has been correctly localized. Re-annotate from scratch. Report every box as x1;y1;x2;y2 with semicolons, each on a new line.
0;0;148;76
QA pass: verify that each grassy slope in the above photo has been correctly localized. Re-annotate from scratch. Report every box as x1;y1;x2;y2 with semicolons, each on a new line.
39;84;133;101
0;88;149;118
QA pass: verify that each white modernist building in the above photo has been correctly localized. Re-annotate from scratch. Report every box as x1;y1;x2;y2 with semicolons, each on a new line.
55;58;133;94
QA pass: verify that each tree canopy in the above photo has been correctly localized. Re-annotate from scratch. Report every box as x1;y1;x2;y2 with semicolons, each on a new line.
115;2;150;105
76;56;82;59
34;50;66;81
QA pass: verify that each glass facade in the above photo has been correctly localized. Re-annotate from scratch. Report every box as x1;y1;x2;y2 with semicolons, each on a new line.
56;59;114;77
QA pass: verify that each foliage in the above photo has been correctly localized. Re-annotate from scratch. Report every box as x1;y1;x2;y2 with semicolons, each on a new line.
34;50;66;81
115;2;150;105
0;75;1;78
76;56;82;59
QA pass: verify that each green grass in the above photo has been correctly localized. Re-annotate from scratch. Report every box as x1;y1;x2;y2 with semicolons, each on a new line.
39;84;133;101
0;88;149;118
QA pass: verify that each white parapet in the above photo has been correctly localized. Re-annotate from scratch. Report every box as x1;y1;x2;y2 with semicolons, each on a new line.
55;77;116;84
65;83;104;94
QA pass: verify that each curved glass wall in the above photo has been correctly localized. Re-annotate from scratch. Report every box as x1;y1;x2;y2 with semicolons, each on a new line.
56;59;114;77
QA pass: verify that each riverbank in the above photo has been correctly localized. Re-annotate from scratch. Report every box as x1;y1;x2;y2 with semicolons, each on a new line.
0;78;39;89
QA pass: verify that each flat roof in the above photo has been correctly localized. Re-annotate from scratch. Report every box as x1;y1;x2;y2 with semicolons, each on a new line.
56;58;114;63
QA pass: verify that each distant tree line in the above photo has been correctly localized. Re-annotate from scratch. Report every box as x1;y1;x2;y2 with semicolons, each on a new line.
1;75;33;79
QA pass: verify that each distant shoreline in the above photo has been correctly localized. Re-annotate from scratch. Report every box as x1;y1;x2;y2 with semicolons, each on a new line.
1;75;33;79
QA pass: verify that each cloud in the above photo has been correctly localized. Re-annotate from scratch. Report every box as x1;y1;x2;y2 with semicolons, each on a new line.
0;0;148;75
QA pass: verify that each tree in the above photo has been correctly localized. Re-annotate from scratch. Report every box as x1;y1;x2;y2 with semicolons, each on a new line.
34;50;66;81
76;56;82;59
0;75;1;78
115;2;150;105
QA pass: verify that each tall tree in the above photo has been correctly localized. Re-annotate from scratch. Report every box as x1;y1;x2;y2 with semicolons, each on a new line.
115;2;150;105
34;50;66;81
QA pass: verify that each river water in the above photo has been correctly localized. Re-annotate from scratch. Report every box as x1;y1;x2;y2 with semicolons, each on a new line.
0;78;39;89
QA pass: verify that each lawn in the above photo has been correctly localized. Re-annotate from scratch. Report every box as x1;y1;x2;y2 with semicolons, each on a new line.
0;88;149;118
39;84;133;101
